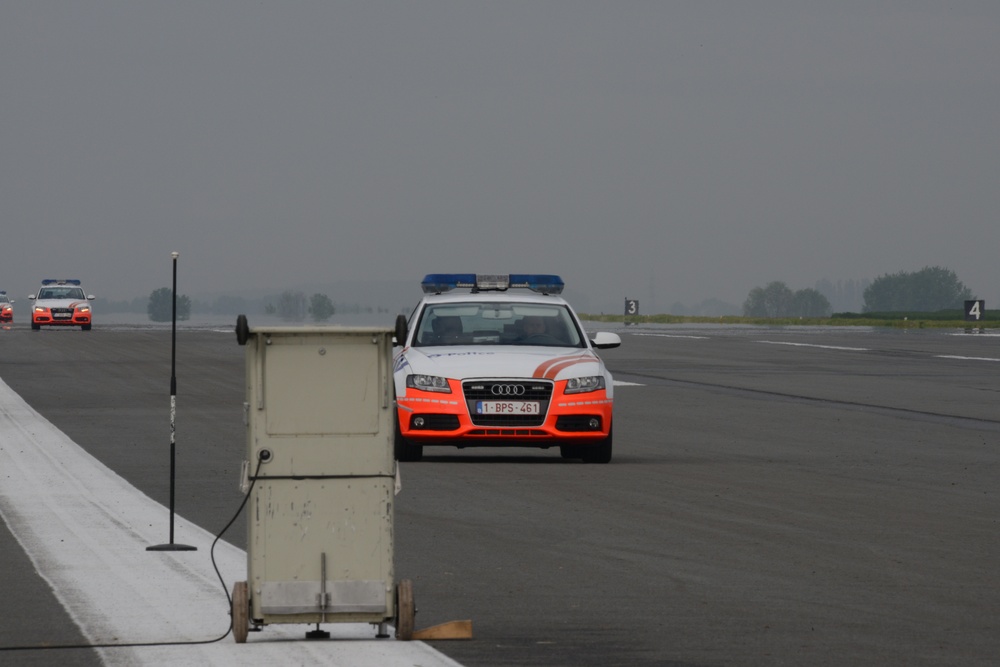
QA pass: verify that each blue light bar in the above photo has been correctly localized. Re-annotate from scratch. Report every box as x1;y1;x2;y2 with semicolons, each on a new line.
421;274;478;293
420;273;564;295
41;279;82;285
509;274;564;295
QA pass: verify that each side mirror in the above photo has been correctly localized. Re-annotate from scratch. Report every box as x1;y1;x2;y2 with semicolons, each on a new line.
394;314;408;346
590;332;621;350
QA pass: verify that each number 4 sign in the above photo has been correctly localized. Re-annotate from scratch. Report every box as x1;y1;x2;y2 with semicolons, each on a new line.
965;300;985;321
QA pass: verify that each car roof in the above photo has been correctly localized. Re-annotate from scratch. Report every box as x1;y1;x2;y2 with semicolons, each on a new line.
418;291;571;306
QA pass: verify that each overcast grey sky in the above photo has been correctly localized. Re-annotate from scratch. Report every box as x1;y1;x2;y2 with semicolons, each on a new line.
2;3;997;313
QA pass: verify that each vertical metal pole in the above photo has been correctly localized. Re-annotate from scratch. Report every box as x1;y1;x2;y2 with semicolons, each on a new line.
169;251;178;542
148;252;196;551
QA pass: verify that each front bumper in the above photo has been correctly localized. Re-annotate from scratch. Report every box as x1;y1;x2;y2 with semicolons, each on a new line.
33;314;91;326
397;378;612;445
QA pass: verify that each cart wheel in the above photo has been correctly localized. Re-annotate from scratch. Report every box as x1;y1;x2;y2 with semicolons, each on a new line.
235;314;250;346
232;581;250;643
394;313;408;346
395;579;415;640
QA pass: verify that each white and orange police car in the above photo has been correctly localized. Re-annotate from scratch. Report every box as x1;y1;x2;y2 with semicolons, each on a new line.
0;291;13;323
392;274;621;463
29;279;95;330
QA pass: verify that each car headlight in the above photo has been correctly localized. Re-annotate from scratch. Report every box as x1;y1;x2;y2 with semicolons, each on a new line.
34;306;48;313
77;305;91;312
564;375;606;394
406;374;452;393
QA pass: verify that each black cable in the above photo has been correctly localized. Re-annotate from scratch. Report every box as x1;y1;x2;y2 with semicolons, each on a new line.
211;457;262;609
0;458;262;653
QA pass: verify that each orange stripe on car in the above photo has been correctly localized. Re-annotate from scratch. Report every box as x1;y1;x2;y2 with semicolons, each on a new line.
533;354;594;379
532;354;580;377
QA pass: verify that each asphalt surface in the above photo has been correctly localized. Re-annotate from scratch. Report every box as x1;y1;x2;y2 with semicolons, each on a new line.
2;321;999;666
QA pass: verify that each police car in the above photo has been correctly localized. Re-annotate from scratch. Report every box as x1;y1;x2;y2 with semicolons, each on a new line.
392;274;621;463
28;279;95;330
0;291;13;323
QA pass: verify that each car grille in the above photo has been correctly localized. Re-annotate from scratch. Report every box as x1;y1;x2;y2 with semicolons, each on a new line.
462;379;553;427
51;308;75;318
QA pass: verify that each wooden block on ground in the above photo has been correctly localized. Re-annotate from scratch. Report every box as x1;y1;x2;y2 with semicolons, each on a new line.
411;619;473;640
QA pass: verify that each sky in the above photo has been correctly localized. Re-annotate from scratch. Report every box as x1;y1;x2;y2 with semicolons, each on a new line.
2;3;998;315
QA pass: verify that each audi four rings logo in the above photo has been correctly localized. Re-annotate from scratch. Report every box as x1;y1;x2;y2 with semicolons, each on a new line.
491;384;526;396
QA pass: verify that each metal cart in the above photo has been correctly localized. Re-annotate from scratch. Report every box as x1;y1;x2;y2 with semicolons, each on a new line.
231;318;414;642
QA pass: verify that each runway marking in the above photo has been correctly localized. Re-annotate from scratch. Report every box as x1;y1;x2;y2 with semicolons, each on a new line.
633;333;710;340
0;377;463;666
756;340;869;352
937;355;1000;362
614;380;643;386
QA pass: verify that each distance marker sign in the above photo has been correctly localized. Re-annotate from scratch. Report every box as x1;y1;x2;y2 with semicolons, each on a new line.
965;300;985;321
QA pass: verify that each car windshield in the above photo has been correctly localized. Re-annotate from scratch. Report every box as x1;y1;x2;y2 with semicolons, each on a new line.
39;287;86;300
412;301;585;348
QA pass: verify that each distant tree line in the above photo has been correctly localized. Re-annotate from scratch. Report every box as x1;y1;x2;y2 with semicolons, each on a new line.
862;266;972;312
743;282;831;318
147;287;192;321
263;290;336;322
95;290;392;322
744;266;975;318
110;267;976;322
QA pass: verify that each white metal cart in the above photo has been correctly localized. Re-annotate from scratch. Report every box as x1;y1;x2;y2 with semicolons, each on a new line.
231;318;414;642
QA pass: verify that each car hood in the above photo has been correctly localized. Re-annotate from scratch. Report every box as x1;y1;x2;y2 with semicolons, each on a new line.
35;298;89;309
395;345;605;381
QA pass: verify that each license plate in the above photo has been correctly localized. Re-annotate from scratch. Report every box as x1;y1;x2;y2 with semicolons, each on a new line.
53;313;72;319
476;401;540;415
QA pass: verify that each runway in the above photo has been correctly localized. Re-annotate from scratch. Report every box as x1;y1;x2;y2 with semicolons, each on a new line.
2;320;999;666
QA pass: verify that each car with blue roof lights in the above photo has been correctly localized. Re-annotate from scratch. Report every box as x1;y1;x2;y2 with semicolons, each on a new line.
392;273;621;462
29;279;95;330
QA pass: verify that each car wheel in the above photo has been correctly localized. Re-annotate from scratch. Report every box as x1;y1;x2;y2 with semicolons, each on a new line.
580;425;613;464
394;416;423;462
31;322;40;331
81;324;92;331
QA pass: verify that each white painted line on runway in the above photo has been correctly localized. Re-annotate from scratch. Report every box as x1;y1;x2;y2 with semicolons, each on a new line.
756;340;869;352
633;333;710;340
0;377;463;666
613;380;643;387
936;355;1000;362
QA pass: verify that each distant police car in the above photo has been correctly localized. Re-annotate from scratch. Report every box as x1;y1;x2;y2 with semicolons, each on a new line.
0;291;13;323
29;279;95;330
393;273;621;463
